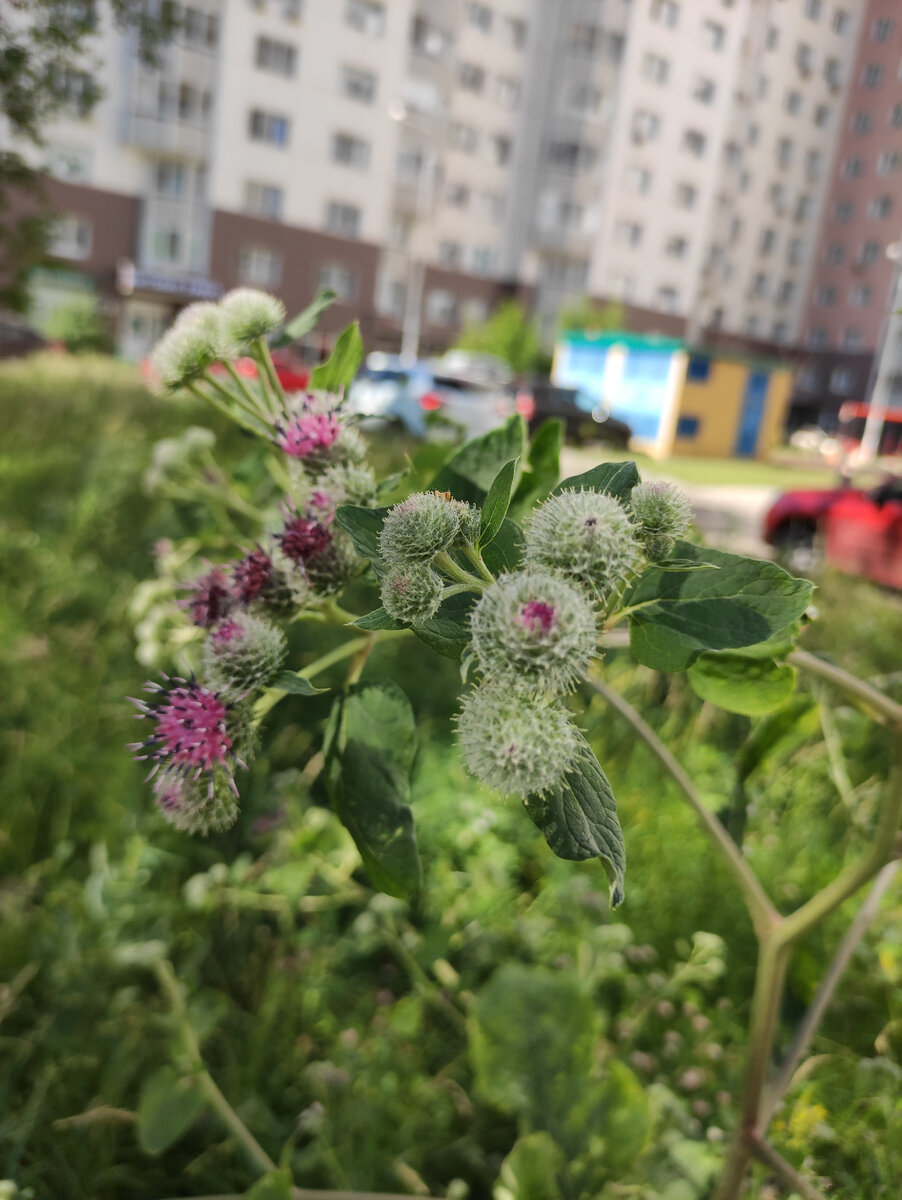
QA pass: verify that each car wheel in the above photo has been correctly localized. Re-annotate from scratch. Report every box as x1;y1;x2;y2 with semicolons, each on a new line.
772;519;821;575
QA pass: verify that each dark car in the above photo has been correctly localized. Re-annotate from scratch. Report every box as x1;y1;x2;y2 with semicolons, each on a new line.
517;383;632;447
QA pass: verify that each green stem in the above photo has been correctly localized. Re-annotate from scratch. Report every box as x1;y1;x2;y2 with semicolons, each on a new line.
254;336;288;415
152;960;278;1175
790;648;902;728
186;381;269;439
346;636;375;685
588;674;780;938
749;1134;830;1200
222;361;269;421
462;543;495;583
202;367;264;422
433;551;486;591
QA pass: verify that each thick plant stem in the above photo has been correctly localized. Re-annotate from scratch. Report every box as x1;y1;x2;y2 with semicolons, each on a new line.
462;543;495;583
187;381;269;439
152;960;278;1175
253;336;288;415
789;648;902;727
761;858;899;1126
588;675;780;938
223;360;271;420
433;551;487;591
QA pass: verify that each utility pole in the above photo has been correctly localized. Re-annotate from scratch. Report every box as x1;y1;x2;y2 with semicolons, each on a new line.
859;239;902;463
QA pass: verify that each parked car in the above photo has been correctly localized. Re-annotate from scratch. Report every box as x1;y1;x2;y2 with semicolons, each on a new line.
763;477;902;573
825;479;902;588
347;353;515;439
516;382;632;447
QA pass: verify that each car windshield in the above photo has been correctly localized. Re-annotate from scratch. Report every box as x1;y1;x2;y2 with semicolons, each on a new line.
358;368;408;383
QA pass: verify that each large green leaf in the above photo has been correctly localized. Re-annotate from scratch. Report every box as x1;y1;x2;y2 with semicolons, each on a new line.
478;458;519;550
624;541;813;672
553;460;640;502
510;419;563;518
243;1170;294;1200
310;321;363;391
137;1066;206;1155
271;289;335;348
271;670;328;695
411;591;475;659
523;735;625;907
482;517;525;574
495;1133;565;1200
327;681;421;897
335;504;389;562
431;414;527;500
688;649;795;715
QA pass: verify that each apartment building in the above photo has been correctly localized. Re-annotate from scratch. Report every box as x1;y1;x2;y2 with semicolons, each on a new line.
793;0;902;430
1;0;884;377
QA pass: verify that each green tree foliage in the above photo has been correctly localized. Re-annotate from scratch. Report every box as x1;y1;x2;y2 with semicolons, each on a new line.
454;300;545;375
0;1;176;308
44;294;114;353
557;296;625;335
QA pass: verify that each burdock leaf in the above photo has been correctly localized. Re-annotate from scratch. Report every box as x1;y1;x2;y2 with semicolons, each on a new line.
553;460;639;503
477;457;518;549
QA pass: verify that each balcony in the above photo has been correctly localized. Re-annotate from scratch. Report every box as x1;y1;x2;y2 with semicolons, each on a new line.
122;112;211;160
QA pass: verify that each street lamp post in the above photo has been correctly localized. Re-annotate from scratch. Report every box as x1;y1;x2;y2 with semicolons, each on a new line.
859;239;902;463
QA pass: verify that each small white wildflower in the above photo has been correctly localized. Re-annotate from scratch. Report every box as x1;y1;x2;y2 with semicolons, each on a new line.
469;568;597;695
457;683;580;796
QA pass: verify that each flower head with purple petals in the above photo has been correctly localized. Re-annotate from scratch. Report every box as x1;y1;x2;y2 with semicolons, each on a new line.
185;566;233;628
277;410;341;459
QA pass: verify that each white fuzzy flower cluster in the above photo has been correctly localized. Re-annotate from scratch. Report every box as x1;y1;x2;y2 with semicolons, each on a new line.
150;288;285;392
630;480;693;560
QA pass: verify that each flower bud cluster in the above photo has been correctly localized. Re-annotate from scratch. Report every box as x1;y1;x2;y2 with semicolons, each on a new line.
525;488;642;605
381;563;444;625
202;612;287;701
630;480;692;560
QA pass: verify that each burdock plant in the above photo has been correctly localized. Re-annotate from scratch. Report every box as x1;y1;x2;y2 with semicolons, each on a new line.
128;290;902;1200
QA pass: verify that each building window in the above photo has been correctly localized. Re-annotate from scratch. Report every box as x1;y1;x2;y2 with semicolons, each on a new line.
834;199;853;221
825;241;844;264
479;190;505;222
871;18;894;42
772;321;789;343
796;366;820;392
757;73;770;99
547;141;594;171
860;240;881;264
765;24;779;50
841;156;863;178
795;194;813;222
869;195;893;219
804;0;821;18
615;219;643;247
375;273;406;318
850;284;873;307
650;0;679;26
412;16;450;59
255;36;297;76
467;2;492;32
676;415;700;438
495;76;521;109
825;58;842;89
675;181;697;208
345;0;384;37
892;104;902;128
458;61;486;92
878;151;902;175
471;247;493;275
833;9;851;35
332;132;370;169
830;366;855;394
683;129;706;157
541;257;589;289
503;16;528;49
150;229;181;264
325;201;361;237
807;327;828;349
694;75;716;104
702;19;725;50
842;327;862;349
665;235;688;258
816;284;837;307
770;183;787;213
238;245;282;287
318;262;359;301
569;24;602;54
632;110;661;142
777;137;794;167
249;109;291;146
814;103;831;127
341;65;377;104
776;280;796;304
438;240;463;268
862;64;884;88
642;52;670;84
491;134;512;166
806;149;822;180
48;213;92;260
445;181;470;208
751;272;768;297
853;110;873;134
657;285;679;312
785;89;802;115
244;181;284;220
425;289;458;325
687;356;711;382
154;160;186;195
788;237;804;265
565;83;602;116
759;228;777;254
796;43;813;75
627;165;652;194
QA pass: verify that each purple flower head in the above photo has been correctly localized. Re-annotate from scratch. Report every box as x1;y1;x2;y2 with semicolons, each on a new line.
232;547;274;606
518;600;557;635
129;675;245;796
185;566;233;628
211;618;245;646
276;506;333;565
276;411;341;459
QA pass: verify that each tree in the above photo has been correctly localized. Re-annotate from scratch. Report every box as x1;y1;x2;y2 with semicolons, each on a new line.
454;300;545;376
557;296;625;335
0;1;176;310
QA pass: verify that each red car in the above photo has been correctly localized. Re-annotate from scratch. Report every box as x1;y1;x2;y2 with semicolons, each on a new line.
763;478;902;583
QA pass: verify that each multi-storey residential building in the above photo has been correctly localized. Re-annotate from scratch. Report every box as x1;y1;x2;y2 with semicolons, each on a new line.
1;0;889;388
793;0;902;430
